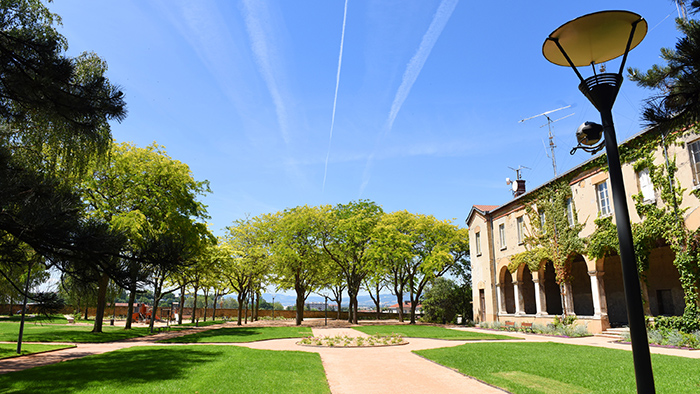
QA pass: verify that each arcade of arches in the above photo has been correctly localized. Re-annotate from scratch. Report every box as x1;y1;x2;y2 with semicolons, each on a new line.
495;246;684;329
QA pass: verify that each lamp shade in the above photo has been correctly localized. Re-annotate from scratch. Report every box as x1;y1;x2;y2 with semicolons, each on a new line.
543;10;647;67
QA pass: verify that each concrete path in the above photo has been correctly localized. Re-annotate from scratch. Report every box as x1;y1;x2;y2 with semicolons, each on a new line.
237;327;507;394
3;322;700;393
451;327;700;359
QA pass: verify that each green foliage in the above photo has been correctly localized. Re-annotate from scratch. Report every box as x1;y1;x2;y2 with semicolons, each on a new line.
510;181;584;284
421;277;461;324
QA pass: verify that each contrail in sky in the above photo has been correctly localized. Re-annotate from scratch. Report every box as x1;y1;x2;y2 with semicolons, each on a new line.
242;0;290;144
360;0;459;196
322;0;349;194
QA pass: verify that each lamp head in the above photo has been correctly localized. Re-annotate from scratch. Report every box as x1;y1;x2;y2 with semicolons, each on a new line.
576;121;603;146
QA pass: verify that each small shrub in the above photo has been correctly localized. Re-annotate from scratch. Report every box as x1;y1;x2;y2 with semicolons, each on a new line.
664;330;685;347
647;329;664;345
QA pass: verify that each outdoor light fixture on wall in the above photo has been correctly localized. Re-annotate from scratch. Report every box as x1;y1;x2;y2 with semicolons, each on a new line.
570;121;604;154
542;10;655;394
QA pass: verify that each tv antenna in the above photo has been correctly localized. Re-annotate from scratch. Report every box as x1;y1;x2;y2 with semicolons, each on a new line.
506;165;530;197
519;105;574;177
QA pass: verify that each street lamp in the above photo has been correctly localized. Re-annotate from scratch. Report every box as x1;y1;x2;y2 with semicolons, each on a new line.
542;10;655;394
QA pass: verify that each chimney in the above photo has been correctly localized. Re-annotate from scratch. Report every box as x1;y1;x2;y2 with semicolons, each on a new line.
514;179;526;197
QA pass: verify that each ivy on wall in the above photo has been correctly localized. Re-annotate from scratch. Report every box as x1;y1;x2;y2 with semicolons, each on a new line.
506;126;700;330
508;180;585;284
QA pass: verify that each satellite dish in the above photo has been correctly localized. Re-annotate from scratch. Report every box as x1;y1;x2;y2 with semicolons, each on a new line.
512;182;518;192
506;178;512;185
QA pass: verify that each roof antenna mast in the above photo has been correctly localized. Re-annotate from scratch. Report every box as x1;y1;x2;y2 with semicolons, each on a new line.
519;105;574;177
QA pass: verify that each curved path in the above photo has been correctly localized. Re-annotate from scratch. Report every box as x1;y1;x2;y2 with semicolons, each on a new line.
3;323;699;393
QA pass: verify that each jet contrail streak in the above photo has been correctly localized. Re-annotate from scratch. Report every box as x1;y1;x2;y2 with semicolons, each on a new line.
322;0;349;194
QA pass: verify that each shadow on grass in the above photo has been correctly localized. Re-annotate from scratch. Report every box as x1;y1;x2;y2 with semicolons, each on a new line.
0;346;224;393
162;327;263;342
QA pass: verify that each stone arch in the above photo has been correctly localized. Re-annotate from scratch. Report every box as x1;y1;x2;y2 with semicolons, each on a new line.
499;266;515;314
543;260;563;315
603;254;627;326
517;264;537;314
569;254;594;316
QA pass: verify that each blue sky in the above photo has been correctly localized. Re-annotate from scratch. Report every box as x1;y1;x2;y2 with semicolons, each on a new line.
50;1;683;236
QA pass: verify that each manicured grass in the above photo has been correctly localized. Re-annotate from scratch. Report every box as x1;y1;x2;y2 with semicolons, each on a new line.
172;319;228;328
160;326;312;343
416;342;700;394
0;315;68;324
353;325;515;340
0;343;74;359
0;321;153;343
0;345;330;393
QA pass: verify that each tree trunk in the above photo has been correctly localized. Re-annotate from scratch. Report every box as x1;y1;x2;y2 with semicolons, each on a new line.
91;273;110;333
244;294;249;324
178;288;185;325
254;292;260;321
236;292;245;326
84;306;88;321
336;299;342;320
395;291;405;323
295;287;305;326
125;285;136;330
212;293;218;321
149;277;163;334
203;290;209;322
191;282;199;324
375;282;381;320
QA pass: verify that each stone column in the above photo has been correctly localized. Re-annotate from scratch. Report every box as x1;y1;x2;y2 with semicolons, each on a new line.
533;278;547;316
496;283;505;315
514;281;525;315
589;270;602;317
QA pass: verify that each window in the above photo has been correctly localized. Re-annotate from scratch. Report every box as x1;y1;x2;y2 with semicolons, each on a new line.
516;216;524;244
596;182;612;217
475;232;481;256
539;210;546;233
566;197;575;226
689;140;700;186
637;168;655;202
498;223;506;250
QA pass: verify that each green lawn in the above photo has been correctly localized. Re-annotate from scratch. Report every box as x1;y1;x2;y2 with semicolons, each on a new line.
353;325;515;340
416;342;700;394
0;321;153;343
0;345;330;394
160;326;312;343
0;315;68;324
0;343;74;359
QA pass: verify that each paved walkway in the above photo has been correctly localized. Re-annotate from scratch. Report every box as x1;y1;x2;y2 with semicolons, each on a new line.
2;323;699;393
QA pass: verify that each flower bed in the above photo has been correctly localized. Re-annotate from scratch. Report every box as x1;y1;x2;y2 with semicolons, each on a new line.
297;334;406;347
621;328;700;350
477;319;591;338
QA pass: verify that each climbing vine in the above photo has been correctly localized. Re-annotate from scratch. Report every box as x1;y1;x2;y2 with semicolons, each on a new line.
508;180;585;284
506;126;700;330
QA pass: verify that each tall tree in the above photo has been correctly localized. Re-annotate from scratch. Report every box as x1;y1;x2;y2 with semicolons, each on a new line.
271;206;329;326
320;200;383;324
81;141;211;332
222;217;272;326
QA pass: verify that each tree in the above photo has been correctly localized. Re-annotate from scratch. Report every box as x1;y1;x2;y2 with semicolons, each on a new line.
222;217;271;325
321;200;383;324
422;277;461;324
271;206;329;326
629;3;700;132
369;210;415;323
81;141;211;332
0;1;126;173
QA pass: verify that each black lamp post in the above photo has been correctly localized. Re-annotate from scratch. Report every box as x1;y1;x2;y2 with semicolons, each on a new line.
543;11;655;394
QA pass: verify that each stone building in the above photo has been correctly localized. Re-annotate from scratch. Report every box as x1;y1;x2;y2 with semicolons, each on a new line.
467;127;699;333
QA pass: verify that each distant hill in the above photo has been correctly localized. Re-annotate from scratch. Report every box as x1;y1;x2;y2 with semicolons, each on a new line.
260;293;399;308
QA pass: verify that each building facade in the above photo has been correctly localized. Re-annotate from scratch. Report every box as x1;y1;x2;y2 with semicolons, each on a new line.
468;127;700;333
